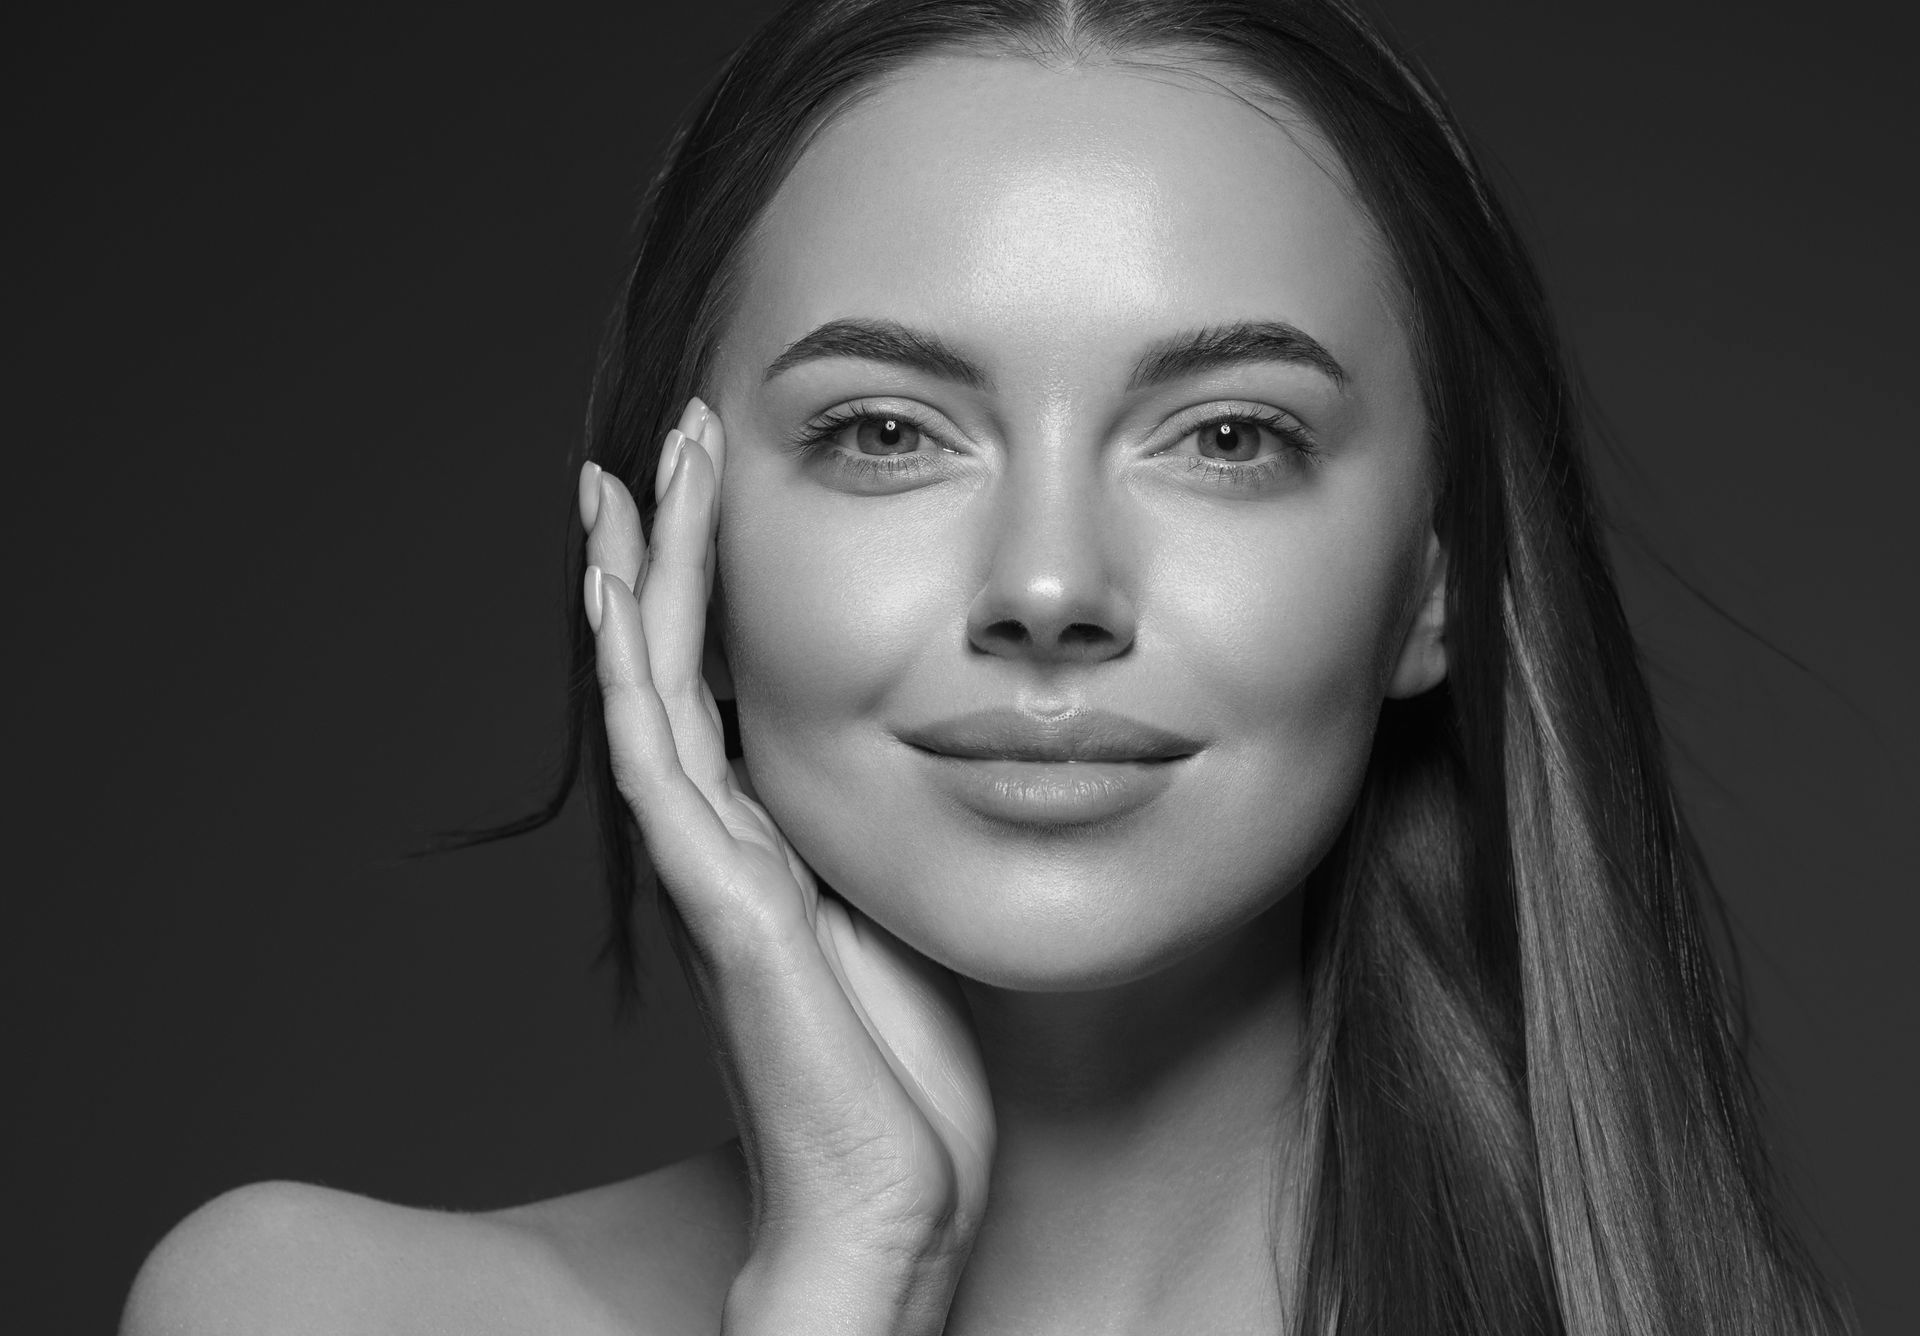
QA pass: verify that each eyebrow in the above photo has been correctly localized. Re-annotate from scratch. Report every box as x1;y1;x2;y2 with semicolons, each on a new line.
761;316;1349;392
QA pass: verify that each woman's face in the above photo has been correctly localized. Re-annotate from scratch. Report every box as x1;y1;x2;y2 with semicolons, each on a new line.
703;53;1445;991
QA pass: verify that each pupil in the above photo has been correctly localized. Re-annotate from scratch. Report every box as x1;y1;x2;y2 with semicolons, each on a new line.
1212;421;1257;460
859;416;915;454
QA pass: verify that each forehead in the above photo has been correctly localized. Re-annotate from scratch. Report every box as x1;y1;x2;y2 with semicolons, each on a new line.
721;52;1404;395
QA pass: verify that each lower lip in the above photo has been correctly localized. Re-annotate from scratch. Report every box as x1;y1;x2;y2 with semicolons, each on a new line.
917;752;1184;825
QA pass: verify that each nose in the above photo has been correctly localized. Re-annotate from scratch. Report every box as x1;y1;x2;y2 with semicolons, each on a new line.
964;449;1137;666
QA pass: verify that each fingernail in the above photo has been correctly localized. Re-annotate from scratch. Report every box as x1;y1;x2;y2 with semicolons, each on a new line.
578;461;603;532
584;564;604;633
598;474;617;533
656;429;687;502
677;396;710;441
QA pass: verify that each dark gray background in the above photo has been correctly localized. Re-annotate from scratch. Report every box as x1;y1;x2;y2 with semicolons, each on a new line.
6;2;1913;1331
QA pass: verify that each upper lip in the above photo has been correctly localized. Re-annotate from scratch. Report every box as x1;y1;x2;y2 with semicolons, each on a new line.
899;708;1201;762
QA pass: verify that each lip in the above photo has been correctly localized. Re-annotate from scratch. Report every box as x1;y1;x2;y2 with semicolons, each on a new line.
914;754;1184;826
896;707;1202;763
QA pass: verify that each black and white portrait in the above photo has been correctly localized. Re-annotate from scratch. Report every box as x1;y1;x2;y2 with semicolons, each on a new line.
7;2;1911;1332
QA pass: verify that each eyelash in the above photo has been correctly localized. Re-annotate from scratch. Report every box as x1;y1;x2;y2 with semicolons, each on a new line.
783;400;1319;490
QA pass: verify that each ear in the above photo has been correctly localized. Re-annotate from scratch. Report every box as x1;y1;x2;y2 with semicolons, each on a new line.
1386;529;1448;699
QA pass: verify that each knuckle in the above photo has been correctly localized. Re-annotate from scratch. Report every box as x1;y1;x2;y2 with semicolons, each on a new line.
608;751;655;814
650;660;698;702
650;535;709;583
602;704;669;808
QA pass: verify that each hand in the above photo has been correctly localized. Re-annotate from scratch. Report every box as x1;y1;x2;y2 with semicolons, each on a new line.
580;398;995;1335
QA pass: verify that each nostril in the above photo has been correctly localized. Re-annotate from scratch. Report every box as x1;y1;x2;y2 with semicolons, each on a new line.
966;590;1137;664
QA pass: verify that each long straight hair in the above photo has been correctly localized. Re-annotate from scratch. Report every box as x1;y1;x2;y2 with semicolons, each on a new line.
482;1;1855;1330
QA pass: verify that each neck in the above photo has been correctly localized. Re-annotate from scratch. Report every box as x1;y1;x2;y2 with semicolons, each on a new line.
946;893;1307;1336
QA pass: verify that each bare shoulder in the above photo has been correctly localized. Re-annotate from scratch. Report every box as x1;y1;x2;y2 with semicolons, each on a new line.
489;1139;753;1332
120;1144;750;1336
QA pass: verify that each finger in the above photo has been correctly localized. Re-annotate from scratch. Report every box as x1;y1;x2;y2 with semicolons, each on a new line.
595;564;811;969
587;468;646;591
652;394;710;506
697;406;726;605
639;424;731;797
588;563;737;908
820;904;994;1178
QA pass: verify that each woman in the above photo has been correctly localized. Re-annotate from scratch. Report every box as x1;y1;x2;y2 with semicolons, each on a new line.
122;0;1858;1332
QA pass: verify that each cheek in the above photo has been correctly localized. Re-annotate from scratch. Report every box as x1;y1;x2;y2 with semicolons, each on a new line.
1142;493;1424;896
1162;494;1419;749
715;487;948;733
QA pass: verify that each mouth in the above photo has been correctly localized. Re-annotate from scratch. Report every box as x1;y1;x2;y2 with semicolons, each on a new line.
896;707;1200;824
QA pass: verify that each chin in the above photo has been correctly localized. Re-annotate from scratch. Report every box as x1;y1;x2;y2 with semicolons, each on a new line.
916;931;1237;994
838;856;1296;994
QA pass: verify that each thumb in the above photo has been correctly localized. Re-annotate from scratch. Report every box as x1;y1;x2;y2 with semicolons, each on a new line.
820;907;995;1172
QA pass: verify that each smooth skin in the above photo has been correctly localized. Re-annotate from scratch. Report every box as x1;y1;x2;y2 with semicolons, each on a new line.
121;52;1445;1336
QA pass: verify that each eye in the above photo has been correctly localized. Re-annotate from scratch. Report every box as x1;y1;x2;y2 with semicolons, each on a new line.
783;400;960;487
844;414;925;456
1164;407;1320;490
